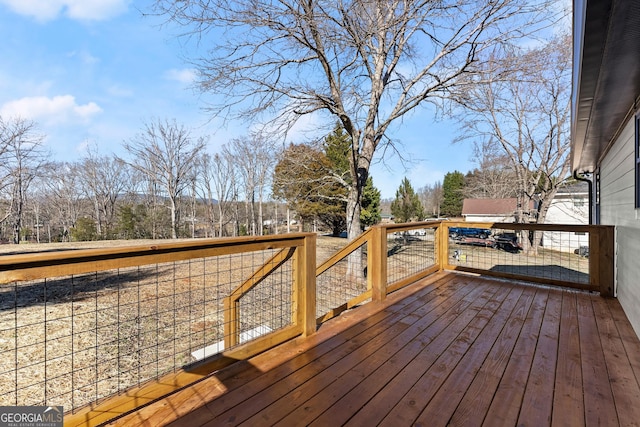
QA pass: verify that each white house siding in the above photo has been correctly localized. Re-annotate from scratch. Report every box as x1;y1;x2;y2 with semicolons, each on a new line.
543;194;589;252
599;118;640;336
545;196;589;225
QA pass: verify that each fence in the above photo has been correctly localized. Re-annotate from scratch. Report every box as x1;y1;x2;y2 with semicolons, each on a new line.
440;222;614;296
0;221;614;426
0;235;315;426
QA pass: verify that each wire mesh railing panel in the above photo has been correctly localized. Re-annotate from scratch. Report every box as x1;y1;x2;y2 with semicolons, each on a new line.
448;226;590;285
316;243;368;319
237;256;294;342
386;228;437;286
0;247;293;412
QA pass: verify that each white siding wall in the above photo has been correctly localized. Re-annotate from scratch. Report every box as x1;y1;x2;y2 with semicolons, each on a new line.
542;198;589;252
599;118;640;337
543;196;589;252
545;198;589;224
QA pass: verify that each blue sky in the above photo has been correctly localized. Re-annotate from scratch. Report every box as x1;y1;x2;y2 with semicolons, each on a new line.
0;0;475;199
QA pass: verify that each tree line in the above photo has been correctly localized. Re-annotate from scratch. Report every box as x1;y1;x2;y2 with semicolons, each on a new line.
0;117;383;244
0;106;570;245
1;0;571;244
0;117;293;244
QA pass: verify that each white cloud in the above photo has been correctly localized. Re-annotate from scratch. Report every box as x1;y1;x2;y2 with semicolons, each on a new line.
0;0;129;22
1;95;102;123
107;84;133;98
67;50;100;65
164;68;198;85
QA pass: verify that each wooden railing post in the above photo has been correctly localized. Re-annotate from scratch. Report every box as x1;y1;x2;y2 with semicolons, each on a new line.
590;225;615;297
438;222;450;271
223;297;239;348
369;225;388;302
294;233;317;336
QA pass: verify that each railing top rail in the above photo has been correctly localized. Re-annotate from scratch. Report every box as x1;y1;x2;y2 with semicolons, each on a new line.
440;221;604;233
0;233;313;283
380;221;442;233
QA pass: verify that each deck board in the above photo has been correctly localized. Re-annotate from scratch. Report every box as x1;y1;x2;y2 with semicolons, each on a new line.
517;286;561;426
481;287;548;426
446;286;536;427
591;297;640;426
109;272;640;427
552;292;584;427
576;294;618;426
378;283;521;426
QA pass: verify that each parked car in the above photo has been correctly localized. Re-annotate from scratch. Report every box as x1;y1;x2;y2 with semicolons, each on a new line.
493;232;521;252
407;228;427;236
448;227;491;239
574;245;589;257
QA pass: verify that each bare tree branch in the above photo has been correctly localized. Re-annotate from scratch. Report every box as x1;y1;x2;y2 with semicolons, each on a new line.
154;0;555;239
453;33;572;251
120;118;207;238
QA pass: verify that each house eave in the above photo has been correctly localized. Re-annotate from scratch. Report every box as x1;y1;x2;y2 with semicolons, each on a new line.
571;0;640;174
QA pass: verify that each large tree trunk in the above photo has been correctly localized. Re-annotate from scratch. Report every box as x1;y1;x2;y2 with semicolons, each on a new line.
346;186;362;241
345;135;373;279
169;196;178;239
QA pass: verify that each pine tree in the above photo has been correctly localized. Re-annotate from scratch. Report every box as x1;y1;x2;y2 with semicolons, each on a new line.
273;124;351;235
360;176;381;229
441;171;466;217
390;177;425;223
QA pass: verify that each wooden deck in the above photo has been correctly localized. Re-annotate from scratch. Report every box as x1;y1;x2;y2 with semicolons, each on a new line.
110;272;640;426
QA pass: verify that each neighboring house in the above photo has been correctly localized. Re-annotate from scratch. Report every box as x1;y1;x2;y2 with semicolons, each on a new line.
542;181;589;252
380;214;395;224
572;0;640;335
461;198;534;223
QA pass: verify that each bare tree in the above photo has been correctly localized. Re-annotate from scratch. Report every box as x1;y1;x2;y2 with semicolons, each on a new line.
41;162;87;242
457;35;571;220
199;152;237;237
419;181;444;218
455;34;572;251
121;119;207;239
463;140;518;199
79;148;132;238
154;0;553;240
0;118;48;243
224;134;277;236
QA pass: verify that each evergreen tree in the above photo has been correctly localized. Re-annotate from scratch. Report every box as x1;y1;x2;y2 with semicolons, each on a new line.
273;144;340;232
360;176;381;229
390;177;425;223
273;124;383;235
323;124;351;178
441;171;466;217
273;125;351;236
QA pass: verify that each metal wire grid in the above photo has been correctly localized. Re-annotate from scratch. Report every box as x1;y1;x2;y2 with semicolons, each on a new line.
449;228;590;284
316;243;368;319
0;248;294;412
386;229;437;286
237;258;294;336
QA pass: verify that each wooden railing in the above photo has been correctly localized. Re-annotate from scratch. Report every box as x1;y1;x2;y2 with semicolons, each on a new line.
439;221;614;297
0;221;615;426
0;234;316;427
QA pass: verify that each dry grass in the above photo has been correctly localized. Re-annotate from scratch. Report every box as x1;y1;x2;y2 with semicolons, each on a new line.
449;241;590;284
